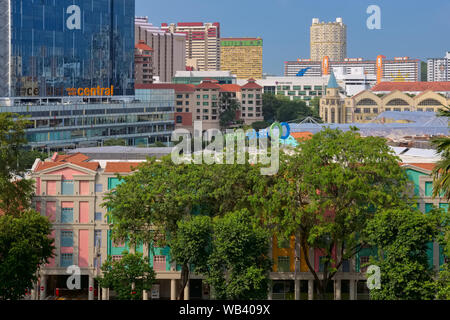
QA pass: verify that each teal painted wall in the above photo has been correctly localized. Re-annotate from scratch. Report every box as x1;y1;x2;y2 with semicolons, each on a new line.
356;247;378;272
405;169;422;196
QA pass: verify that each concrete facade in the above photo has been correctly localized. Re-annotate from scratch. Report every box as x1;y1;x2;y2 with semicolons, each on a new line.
310;18;347;62
135;17;186;83
161;22;220;72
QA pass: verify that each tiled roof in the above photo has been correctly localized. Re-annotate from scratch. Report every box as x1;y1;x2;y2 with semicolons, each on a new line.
220;84;242;92
35;162;99;172
196;81;221;90
135;83;195;92
104;162;141;173
135;40;153;51
400;163;436;171
291;132;313;140
241;79;262;89
372;82;450;92
63;153;90;163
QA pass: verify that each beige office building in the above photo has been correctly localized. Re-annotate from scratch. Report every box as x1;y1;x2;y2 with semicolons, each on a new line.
135;17;186;83
161;22;221;72
310;17;347;62
220;38;263;80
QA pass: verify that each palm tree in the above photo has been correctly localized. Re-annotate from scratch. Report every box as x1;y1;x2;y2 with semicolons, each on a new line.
432;106;450;200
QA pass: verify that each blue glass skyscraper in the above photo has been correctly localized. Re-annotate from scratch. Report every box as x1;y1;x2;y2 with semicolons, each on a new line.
0;0;135;97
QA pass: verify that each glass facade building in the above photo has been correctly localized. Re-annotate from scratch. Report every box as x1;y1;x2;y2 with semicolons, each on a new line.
1;0;135;97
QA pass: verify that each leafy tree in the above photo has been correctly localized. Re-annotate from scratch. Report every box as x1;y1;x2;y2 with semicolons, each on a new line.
253;128;410;299
97;252;155;300
421;61;427;82
309;97;322;121
435;263;450;299
0;113;35;216
207;209;271;300
0;113;54;300
0;210;54;300
19;150;48;170
103;138;126;146
149;141;166;148
365;208;440;300
262;93;282;122
432;106;450;200
251;121;270;131
262;94;314;123
103;157;261;299
219;95;240;129
169;215;212;300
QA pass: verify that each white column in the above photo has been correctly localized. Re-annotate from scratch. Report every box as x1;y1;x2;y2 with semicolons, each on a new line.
88;276;94;300
39;275;47;300
295;280;301;300
308;279;314;300
102;288;108;300
184;280;190;300
268;281;273;300
143;290;149;300
335;280;341;300
349;280;356;300
170;279;177;300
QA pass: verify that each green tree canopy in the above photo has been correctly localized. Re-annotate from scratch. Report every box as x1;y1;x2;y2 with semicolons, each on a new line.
97;252;156;300
0;210;54;300
0;113;35;215
263;94;315;123
103;156;262;298
366;208;440;300
207;209;271;300
169;215;213;299
252;127;411;299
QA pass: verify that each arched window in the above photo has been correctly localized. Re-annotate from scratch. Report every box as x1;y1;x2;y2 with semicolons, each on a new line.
386;99;409;106
331;108;336;123
418;99;443;106
356;98;377;106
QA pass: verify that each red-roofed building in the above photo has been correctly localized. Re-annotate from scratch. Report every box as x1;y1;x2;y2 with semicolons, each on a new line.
30;152;153;299
372;81;450;94
240;79;263;125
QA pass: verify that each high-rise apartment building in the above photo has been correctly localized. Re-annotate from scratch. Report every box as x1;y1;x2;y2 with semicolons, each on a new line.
0;0;135;98
135;41;153;85
220;38;263;79
310;18;347;62
135;17;186;83
161;22;221;72
427;52;450;82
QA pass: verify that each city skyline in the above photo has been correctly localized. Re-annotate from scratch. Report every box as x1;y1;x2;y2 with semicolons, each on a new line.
136;0;450;75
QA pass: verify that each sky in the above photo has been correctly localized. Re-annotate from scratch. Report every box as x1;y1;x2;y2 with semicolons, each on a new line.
135;0;450;76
